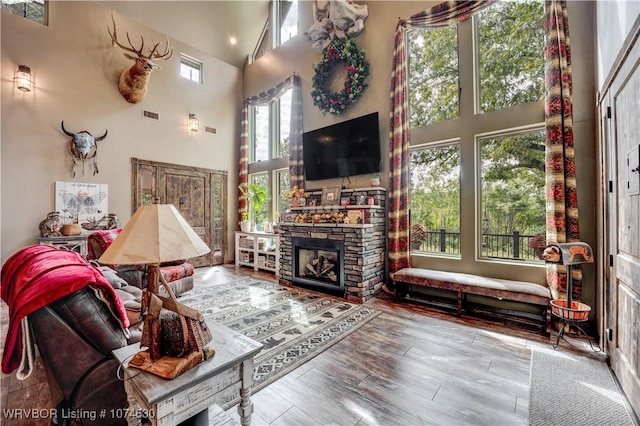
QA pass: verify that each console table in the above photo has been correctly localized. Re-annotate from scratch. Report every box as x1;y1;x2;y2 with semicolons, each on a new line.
36;234;88;257
112;320;263;426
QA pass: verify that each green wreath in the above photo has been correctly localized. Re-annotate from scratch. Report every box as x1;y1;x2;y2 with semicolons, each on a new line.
311;39;369;116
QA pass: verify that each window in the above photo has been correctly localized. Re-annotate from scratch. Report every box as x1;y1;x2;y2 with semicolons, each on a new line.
180;55;202;84
410;143;460;256
477;1;544;112
253;105;270;162
479;129;546;260
247;88;292;226
2;0;47;25
407;1;544;263
250;173;269;226
408;24;459;127
250;0;298;63
279;0;299;44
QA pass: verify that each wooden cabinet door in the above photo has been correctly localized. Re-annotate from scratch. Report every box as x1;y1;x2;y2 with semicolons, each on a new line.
158;166;212;267
131;158;227;268
604;35;640;417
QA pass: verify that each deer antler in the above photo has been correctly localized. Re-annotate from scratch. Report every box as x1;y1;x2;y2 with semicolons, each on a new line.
148;38;173;60
109;11;173;60
108;11;143;56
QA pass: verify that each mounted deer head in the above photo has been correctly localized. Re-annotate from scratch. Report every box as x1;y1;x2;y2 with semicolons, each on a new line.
108;11;173;104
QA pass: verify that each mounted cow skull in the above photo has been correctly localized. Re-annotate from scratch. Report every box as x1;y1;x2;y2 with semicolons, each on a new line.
61;121;108;177
108;11;173;104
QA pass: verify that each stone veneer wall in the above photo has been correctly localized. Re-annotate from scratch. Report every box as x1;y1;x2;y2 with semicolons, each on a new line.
279;188;386;302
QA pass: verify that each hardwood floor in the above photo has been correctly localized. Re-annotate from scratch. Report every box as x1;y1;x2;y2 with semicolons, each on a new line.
0;265;616;425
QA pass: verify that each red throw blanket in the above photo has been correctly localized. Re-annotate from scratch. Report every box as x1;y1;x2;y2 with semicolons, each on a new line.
1;245;130;374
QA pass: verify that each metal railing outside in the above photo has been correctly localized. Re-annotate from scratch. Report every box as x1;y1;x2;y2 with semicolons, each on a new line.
413;229;542;261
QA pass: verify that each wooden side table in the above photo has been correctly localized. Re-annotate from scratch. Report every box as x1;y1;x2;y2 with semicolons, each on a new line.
112;320;263;426
36;234;89;257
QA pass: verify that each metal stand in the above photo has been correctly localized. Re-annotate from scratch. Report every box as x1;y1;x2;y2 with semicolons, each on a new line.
552;263;594;350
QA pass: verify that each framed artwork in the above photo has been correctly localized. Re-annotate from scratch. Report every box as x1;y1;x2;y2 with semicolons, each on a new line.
55;181;108;225
321;186;341;206
347;209;364;224
280;212;296;223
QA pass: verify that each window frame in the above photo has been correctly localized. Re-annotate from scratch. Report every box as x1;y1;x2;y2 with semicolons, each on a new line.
2;0;48;25
409;139;462;259
179;54;203;84
247;88;292;224
406;4;545;267
474;124;546;263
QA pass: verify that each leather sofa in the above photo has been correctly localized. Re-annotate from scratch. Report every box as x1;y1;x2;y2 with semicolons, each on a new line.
2;245;207;426
87;228;195;297
30;287;138;425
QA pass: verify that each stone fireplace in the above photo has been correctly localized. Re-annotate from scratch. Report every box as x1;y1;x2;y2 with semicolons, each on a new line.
279;188;386;302
292;237;344;296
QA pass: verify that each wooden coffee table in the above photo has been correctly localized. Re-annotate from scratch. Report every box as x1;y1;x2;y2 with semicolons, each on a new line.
112;320;263;426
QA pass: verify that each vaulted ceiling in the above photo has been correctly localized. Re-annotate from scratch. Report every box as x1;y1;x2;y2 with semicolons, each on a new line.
97;1;270;68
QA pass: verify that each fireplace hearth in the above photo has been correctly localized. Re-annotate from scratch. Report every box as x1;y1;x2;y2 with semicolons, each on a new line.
278;187;387;302
292;237;344;296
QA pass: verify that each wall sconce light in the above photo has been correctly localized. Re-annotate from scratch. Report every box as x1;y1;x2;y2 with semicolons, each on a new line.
188;114;199;132
14;65;34;92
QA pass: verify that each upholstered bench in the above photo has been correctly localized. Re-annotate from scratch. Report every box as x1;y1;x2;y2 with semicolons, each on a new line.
392;268;551;333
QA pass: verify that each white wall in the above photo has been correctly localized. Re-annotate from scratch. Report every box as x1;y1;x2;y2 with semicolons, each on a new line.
1;1;242;262
596;0;640;88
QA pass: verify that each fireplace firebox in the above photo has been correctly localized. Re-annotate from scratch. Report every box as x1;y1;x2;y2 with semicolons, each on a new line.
292;237;344;296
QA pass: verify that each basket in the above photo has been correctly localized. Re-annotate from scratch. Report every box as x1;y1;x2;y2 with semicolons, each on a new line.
550;299;591;321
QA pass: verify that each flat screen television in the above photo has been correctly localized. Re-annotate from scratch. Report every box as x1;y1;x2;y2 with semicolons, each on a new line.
303;112;381;181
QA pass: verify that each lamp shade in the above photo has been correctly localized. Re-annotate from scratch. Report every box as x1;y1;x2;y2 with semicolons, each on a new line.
99;204;210;265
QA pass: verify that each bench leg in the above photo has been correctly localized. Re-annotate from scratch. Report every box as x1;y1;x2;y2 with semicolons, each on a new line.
545;305;551;336
456;290;463;317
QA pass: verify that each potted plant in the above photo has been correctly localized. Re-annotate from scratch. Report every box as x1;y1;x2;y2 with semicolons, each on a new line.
410;223;428;250
239;211;250;232
239;183;268;230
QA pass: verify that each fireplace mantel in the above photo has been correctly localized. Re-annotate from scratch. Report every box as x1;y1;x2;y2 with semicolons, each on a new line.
278;188;386;302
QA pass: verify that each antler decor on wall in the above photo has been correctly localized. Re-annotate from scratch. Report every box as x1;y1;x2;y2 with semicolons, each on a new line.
108;11;173;104
61;121;108;177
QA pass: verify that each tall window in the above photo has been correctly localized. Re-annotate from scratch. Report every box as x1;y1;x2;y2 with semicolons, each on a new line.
408;24;459;127
248;88;292;226
479;129;546;260
408;0;544;263
477;1;544;112
410;143;461;256
280;0;298;44
2;0;47;25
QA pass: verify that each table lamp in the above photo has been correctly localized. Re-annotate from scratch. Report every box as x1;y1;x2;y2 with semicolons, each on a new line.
99;201;211;376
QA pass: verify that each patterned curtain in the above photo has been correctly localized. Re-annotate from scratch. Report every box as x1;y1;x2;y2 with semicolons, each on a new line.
387;1;494;274
289;76;305;189
238;74;302;220
544;0;580;300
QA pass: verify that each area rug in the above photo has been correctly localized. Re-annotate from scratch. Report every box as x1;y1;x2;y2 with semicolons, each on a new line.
177;277;380;405
529;346;635;426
